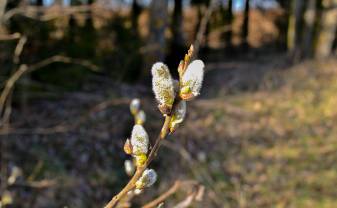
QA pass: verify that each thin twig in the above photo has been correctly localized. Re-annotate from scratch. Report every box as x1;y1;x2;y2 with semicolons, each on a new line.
142;180;199;208
13;35;27;64
193;0;218;58
142;181;181;208
0;33;21;41
172;192;197;208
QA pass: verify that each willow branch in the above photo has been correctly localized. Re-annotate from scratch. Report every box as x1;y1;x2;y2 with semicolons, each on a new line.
104;115;172;208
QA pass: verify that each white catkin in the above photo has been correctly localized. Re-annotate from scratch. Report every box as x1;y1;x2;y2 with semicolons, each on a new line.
174;100;186;122
151;62;175;106
130;98;141;114
124;160;135;176
170;100;187;132
136;110;146;124
130;124;149;155
135;169;157;189
182;60;205;96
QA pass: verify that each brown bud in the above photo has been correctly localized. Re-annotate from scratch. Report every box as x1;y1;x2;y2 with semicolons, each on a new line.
158;103;172;115
180;92;194;101
123;139;133;155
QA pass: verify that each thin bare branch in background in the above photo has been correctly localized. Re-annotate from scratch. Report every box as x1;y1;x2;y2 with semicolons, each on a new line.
13;35;27;64
142;180;202;208
172;185;205;208
0;33;21;41
0;55;99;128
193;0;218;59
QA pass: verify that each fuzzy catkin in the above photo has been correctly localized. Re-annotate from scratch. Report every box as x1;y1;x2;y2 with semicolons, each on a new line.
151;63;175;106
135;169;157;189
130;124;149;155
181;60;205;97
130;98;141;115
169;100;187;132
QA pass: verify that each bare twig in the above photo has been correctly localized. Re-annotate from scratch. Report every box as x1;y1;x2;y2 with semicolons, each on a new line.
0;56;99;128
0;91;12;127
0;33;21;41
142;180;200;208
172;192;197;208
10;179;56;189
142;181;181;208
13;35;27;64
0;64;27;119
193;0;218;58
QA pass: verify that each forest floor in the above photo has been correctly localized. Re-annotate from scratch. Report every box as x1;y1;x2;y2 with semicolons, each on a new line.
2;52;337;208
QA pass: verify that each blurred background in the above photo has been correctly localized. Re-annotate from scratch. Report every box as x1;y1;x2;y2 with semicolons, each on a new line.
0;0;337;207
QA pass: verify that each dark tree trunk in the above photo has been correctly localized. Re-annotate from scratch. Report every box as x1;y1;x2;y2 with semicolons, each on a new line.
166;0;186;77
241;0;250;48
36;0;43;6
84;0;94;28
131;0;141;33
303;0;318;57
287;0;307;60
172;0;184;46
224;0;233;48
275;0;290;51
143;0;168;81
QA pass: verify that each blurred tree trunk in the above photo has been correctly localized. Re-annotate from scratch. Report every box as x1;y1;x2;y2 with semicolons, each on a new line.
68;0;81;40
333;26;337;54
131;0;141;33
144;0;168;81
287;0;306;60
0;0;8;33
275;0;290;50
172;0;185;47
315;0;337;58
36;0;43;6
166;0;185;76
241;0;250;48
224;0;233;48
204;1;211;51
84;0;94;27
303;0;318;57
310;0;323;55
53;0;63;6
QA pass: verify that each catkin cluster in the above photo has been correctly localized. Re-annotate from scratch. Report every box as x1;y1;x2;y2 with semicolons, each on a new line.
152;45;205;132
122;45;204;193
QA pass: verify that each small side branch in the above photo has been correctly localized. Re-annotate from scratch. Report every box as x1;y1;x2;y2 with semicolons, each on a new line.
142;180;201;208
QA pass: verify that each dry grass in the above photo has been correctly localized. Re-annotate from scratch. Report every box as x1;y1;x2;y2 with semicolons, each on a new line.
159;58;337;207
